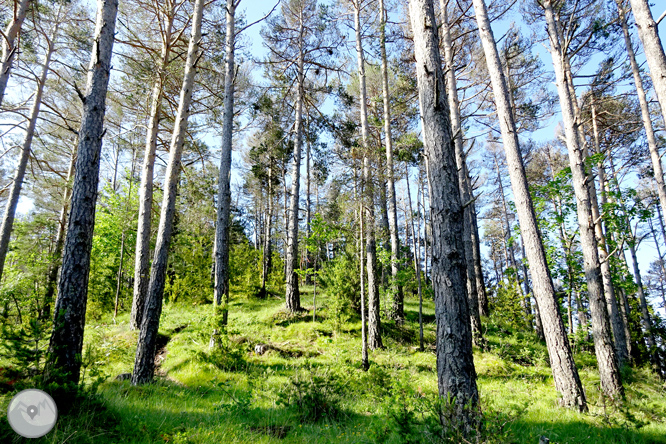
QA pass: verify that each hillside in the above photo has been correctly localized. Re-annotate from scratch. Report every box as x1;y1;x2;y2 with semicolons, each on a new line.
2;289;664;444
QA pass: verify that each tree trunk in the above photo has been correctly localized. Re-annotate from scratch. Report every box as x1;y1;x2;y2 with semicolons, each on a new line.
130;5;175;331
214;0;239;327
44;0;118;385
132;0;205;385
113;232;125;320
261;166;273;296
285;6;306;313
628;0;666;124
358;170;369;370
305;124;313;285
474;0;587;409
629;237;663;376
409;0;479;430
0;23;56;282
542;0;623;400
440;5;483;340
406;167;424;351
0;0;31;108
616;0;666;243
353;1;381;349
42;144;77;321
591;104;630;366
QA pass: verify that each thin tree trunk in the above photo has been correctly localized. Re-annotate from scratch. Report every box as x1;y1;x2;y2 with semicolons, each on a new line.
41;144;77;321
305;122;312;285
214;0;239;327
616;0;666;243
628;0;666;125
0;0;31;108
0;23;56;282
474;0;587;409
132;0;205;385
409;0;479;430
45;0;118;385
542;0;623;400
591;104;630;366
261;166;273;296
285;6;306;313
113;232;125;320
359;173;369;370
629;237;663;376
407;167;424;352
353;1;381;349
130;5;175;330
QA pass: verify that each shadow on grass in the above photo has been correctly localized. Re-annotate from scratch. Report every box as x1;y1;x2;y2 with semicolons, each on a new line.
403;309;435;325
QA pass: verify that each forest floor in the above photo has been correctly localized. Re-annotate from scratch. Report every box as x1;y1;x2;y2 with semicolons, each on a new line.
2;286;666;443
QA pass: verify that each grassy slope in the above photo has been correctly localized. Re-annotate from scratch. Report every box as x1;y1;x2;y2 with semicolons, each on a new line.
2;288;665;443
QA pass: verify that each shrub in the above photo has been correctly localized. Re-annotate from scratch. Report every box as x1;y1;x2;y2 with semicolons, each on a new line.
276;365;343;423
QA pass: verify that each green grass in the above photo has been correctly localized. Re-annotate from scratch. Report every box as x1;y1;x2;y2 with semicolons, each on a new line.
1;287;665;443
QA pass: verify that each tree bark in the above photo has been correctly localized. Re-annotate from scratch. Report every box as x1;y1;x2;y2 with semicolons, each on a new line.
132;0;205;385
409;0;479;430
130;3;176;331
473;0;587;409
353;0;382;350
42;144;76;321
628;0;666;126
440;3;484;342
406;166;424;351
0;0;31;108
542;0;623;400
44;0;118;385
214;0;240;327
591;103;630;366
0;21;57;282
285;5;306;313
616;0;666;245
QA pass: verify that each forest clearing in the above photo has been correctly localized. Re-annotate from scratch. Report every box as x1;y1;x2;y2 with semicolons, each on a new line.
1;0;666;442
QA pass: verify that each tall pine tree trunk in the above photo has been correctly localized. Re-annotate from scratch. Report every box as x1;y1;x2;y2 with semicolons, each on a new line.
44;0;118;385
616;0;666;244
130;5;175;331
214;0;240;326
0;21;57;282
0;0;31;108
542;0;623;400
353;0;382;349
628;0;666;123
379;0;403;323
132;0;205;385
285;7;306;313
409;0;479;430
473;0;587;410
440;0;483;345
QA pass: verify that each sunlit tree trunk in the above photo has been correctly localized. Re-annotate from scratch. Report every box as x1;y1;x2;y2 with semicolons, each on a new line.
542;0;623;400
409;0;479;430
45;0;118;385
130;3;176;331
628;0;666;123
352;0;382;349
132;0;205;385
616;0;666;244
285;6;306;313
473;0;587;409
0;0;32;107
0;20;57;283
214;0;240;326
